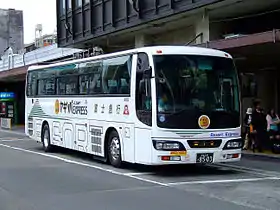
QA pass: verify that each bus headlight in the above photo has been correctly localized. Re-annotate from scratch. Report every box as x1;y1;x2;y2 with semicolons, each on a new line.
223;139;243;150
152;140;186;151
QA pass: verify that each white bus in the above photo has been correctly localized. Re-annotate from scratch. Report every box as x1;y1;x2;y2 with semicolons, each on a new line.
25;46;242;167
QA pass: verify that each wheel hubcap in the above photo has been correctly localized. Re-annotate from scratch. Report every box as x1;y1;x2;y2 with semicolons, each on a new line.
110;137;120;161
43;130;49;147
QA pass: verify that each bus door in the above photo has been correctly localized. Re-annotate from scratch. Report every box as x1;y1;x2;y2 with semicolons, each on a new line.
117;122;135;163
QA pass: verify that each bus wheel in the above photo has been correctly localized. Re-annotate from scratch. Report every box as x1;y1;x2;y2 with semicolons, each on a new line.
42;124;52;152
107;130;122;168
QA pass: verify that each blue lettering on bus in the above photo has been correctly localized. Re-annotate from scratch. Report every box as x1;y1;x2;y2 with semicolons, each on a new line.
210;132;239;138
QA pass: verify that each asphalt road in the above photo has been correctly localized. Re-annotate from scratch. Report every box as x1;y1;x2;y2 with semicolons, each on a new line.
1;130;280;210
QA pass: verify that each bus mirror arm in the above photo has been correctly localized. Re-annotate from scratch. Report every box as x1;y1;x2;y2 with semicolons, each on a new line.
143;66;152;79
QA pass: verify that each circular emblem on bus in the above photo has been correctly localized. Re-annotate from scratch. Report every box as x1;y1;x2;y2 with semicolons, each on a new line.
198;115;210;129
55;100;60;114
159;115;165;122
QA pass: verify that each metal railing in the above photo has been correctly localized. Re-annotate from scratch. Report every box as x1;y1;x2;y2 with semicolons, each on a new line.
0;44;84;72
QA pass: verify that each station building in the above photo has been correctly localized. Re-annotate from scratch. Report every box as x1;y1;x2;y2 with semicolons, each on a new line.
0;44;84;125
56;0;280;118
1;0;280;127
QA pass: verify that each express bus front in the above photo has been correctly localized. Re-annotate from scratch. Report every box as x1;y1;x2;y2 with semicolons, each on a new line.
135;49;242;165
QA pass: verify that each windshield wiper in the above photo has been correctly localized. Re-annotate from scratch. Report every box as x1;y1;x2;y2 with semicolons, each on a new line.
162;107;199;117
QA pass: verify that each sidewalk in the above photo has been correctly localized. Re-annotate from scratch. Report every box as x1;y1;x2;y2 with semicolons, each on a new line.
0;125;25;136
242;149;280;161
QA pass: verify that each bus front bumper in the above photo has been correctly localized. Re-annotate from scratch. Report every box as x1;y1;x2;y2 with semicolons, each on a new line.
151;149;241;165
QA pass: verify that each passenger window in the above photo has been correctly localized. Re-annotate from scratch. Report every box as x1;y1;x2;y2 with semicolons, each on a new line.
79;75;89;94
57;76;78;95
37;78;56;95
36;68;56;96
136;53;152;126
26;71;38;97
79;60;103;95
89;73;102;94
56;64;79;95
102;55;132;95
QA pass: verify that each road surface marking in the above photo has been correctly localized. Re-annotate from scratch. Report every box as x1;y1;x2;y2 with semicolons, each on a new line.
165;176;280;186
123;172;155;176
0;138;31;142
0;143;168;186
90;185;164;194
193;189;268;210
214;163;280;177
0;137;16;140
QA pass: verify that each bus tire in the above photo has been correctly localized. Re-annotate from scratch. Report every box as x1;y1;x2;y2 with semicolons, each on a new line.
42;123;53;152
107;130;122;168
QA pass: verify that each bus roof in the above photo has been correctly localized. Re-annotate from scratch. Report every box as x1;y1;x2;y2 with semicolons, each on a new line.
27;45;232;71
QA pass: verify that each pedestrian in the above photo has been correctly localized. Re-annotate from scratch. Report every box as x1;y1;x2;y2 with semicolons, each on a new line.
266;108;280;153
251;100;267;153
243;107;252;150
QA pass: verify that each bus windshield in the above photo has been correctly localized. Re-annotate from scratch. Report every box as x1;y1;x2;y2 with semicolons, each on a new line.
153;54;240;129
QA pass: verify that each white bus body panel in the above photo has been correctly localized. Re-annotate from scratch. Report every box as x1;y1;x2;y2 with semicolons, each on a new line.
25;97;138;163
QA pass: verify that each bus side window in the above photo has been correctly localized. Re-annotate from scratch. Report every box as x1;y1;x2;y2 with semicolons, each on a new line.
136;53;152;126
102;55;131;95
36;69;56;96
26;71;37;97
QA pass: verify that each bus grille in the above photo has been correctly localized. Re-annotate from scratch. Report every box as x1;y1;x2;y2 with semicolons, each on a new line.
187;140;222;148
90;127;102;154
27;117;34;136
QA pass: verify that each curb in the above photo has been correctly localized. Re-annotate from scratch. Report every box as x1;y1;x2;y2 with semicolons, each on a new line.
242;152;280;162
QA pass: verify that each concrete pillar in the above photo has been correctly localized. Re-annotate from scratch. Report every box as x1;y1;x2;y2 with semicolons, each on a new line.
135;34;147;48
195;9;210;44
275;75;278;112
256;70;275;110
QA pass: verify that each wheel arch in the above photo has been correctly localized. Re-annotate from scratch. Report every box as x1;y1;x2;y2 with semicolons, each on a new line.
104;126;124;161
41;120;49;142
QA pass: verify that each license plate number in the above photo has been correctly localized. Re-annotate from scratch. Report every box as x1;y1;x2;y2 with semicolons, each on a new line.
196;153;213;163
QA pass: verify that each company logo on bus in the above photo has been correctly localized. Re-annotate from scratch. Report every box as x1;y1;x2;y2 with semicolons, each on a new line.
198;115;210;129
123;105;129;115
55;100;60;114
54;100;88;115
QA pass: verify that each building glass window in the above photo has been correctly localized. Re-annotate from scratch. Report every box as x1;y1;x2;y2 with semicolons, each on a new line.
60;0;66;15
67;0;72;10
74;0;82;8
241;73;258;97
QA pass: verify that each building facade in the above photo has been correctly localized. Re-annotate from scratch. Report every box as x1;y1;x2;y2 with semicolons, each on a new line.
56;0;280;119
0;8;24;56
0;43;84;125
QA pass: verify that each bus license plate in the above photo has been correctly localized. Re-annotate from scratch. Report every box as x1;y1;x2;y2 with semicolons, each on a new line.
196;153;213;163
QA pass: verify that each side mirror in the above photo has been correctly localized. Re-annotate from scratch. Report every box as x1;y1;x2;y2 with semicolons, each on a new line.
143;66;152;79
